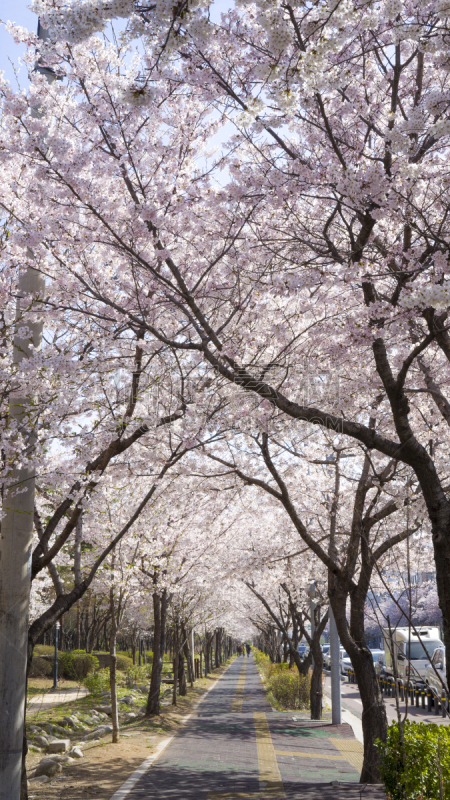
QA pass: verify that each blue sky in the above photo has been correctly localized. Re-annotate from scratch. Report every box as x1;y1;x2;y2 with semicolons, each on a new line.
0;0;232;88
0;0;38;87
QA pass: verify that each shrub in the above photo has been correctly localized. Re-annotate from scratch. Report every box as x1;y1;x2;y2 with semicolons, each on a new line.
83;669;110;695
34;644;63;658
29;656;53;678
59;650;99;681
376;721;450;800
125;665;150;687
116;655;134;671
267;665;310;710
252;648;274;682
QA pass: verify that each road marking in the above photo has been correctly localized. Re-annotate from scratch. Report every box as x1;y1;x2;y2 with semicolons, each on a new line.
331;738;364;772
254;712;285;796
274;750;346;761
231;659;247;712
109;736;174;800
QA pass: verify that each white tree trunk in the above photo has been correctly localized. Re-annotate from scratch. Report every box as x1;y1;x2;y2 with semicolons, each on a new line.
0;264;45;799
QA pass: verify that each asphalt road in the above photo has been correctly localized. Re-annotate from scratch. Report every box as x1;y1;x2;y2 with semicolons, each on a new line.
324;673;450;727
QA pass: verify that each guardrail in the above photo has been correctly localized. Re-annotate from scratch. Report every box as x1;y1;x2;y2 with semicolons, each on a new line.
346;669;450;718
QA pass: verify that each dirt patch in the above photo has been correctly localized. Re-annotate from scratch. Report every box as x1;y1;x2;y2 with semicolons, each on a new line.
27;663;231;800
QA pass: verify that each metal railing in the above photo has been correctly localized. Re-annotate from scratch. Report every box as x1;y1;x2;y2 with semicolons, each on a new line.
346;669;450;718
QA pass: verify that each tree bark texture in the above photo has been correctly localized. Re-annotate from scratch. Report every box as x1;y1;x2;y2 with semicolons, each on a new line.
146;589;168;715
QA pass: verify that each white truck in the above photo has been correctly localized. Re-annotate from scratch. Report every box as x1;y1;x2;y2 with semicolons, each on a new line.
383;626;443;685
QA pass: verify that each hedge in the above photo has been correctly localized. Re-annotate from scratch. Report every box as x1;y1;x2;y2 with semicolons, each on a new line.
377;720;450;799
29;656;53;678
59;650;99;680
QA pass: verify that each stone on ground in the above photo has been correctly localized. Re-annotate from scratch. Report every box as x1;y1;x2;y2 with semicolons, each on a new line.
34;759;62;778
33;735;49;748
48;738;71;753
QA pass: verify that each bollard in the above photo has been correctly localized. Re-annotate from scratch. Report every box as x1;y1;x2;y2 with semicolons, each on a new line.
421;688;426;709
427;688;433;713
443;697;447;718
415;687;420;707
435;692;440;715
400;683;404;701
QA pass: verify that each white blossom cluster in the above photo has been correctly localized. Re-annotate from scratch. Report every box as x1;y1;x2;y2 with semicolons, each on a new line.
399;282;450;310
31;0;136;43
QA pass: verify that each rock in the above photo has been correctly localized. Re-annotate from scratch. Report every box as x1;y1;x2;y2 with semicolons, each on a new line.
28;745;43;753
48;738;71;753
29;775;50;784
69;747;83;759
51;724;68;735
99;691;111;698
29;726;42;734
41;723;55;735
34;759;62;778
138;685;147;693
120;695;135;705
82;726;109;741
123;712;137;721
94;705;112;714
33;735;49;748
49;755;75;765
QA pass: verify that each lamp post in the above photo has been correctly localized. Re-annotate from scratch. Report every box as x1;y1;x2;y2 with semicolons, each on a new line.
329;606;342;725
138;633;141;667
307;583;316;670
53;622;60;690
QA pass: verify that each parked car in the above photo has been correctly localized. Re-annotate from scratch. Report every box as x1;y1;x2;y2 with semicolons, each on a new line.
298;644;310;659
324;647;344;670
374;650;386;676
321;644;330;659
340;651;352;675
426;646;447;694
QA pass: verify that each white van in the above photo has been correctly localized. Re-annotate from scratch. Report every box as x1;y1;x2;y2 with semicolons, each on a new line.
426;646;447;694
383;626;443;684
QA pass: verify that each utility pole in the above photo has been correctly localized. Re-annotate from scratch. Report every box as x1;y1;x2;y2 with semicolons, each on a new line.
0;21;52;799
308;583;316;671
53;623;60;690
329;607;342;725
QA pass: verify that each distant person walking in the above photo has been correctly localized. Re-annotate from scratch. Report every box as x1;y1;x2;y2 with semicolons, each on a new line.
237;645;242;657
245;643;251;657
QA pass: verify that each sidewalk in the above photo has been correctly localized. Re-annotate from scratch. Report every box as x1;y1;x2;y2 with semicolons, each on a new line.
27;685;88;711
112;656;386;800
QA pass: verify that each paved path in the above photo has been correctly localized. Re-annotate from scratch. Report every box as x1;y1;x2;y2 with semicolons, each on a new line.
27;685;88;711
123;656;386;800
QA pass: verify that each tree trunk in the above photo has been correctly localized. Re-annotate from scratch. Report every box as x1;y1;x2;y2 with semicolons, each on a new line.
182;626;194;687
309;632;323;720
172;626;179;705
109;588;119;743
215;630;220;668
146;589;168;715
331;589;387;783
178;646;186;696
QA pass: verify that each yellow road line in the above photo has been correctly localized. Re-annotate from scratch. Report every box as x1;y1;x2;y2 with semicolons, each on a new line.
231;659;247;712
274;749;346;761
254;712;285;797
331;738;364;772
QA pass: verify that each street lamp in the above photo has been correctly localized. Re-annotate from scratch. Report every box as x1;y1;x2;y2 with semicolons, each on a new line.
329;606;342;725
53;622;60;690
307;583;316;670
